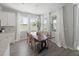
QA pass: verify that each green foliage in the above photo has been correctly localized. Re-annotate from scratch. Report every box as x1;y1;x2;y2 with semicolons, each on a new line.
32;22;36;26
37;20;41;27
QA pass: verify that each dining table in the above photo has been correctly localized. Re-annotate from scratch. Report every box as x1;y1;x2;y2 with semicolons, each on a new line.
30;32;49;53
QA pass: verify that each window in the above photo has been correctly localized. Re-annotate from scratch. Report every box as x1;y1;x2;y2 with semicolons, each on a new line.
18;14;38;32
40;15;49;32
19;16;29;31
43;18;48;31
52;15;57;31
30;16;38;32
21;17;29;24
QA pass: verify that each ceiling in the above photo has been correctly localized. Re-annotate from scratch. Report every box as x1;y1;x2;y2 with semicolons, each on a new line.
0;3;65;15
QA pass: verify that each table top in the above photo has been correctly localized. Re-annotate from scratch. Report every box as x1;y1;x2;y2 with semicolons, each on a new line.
30;32;48;41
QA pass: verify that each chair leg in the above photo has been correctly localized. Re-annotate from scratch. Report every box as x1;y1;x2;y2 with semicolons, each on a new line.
47;40;49;48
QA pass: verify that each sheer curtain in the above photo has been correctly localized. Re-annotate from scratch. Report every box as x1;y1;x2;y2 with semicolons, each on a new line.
50;8;66;48
40;13;49;33
73;4;79;50
16;13;39;41
58;8;66;47
29;15;38;32
16;13;29;41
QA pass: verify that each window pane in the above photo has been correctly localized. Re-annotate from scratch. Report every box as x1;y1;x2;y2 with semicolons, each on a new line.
30;16;37;32
53;20;56;30
44;18;48;31
20;16;29;31
23;17;29;24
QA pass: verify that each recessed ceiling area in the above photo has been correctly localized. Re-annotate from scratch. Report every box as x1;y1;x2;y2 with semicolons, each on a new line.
0;3;65;15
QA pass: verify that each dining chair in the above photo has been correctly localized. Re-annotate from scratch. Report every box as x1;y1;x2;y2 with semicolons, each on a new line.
27;33;33;47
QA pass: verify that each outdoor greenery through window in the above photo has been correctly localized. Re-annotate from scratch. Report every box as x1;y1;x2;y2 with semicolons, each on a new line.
30;16;38;32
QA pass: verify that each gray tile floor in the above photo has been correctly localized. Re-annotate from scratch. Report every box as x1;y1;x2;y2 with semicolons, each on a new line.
10;39;79;56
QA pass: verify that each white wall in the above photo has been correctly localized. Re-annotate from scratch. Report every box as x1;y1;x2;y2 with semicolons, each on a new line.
63;3;74;49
